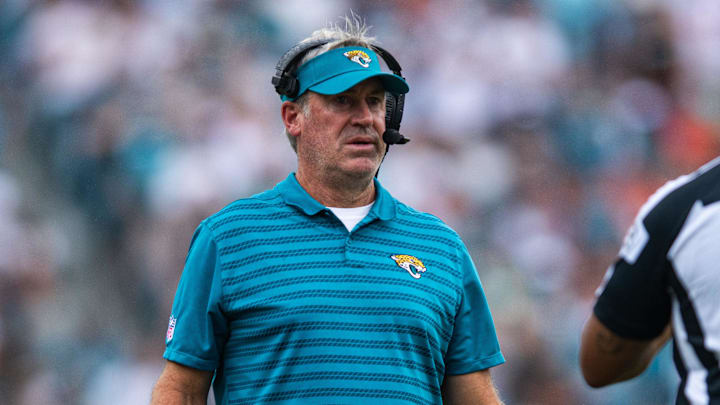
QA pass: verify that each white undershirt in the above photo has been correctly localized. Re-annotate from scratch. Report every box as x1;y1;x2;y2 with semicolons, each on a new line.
327;202;374;232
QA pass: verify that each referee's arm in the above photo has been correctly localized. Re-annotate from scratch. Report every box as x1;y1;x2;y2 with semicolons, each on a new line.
579;314;671;387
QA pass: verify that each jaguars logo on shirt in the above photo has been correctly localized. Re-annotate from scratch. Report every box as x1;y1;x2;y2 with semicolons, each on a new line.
391;254;427;279
344;50;371;68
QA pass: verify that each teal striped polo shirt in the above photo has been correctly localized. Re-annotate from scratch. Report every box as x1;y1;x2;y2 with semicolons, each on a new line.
163;173;504;404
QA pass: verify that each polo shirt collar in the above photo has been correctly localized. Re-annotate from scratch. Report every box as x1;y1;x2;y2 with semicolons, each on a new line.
276;173;325;215
276;173;397;220
371;177;397;221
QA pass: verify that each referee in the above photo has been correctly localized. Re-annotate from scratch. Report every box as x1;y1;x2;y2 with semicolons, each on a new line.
580;157;720;403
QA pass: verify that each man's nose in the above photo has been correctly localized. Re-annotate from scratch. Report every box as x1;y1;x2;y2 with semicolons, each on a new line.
351;100;374;126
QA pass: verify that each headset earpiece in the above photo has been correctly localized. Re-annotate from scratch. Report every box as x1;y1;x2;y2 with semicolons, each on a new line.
272;39;331;99
383;92;409;145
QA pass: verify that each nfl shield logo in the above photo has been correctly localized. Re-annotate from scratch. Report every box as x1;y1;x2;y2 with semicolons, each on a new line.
166;315;177;343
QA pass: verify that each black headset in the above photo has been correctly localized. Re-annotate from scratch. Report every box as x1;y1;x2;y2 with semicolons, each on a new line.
272;39;409;146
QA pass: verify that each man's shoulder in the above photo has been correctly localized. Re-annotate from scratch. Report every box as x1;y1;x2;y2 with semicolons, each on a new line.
393;201;462;240
203;188;287;228
642;157;720;225
623;157;720;258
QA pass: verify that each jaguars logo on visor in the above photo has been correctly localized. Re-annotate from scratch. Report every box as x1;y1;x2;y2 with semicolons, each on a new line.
343;50;371;68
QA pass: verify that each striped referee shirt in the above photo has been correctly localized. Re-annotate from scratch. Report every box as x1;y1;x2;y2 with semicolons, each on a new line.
163;173;504;404
595;157;720;404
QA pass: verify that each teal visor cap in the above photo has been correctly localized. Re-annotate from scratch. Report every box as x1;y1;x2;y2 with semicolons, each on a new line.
283;46;410;101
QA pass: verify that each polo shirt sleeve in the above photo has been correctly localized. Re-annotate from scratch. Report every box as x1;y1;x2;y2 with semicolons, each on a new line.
163;222;228;371
444;244;505;375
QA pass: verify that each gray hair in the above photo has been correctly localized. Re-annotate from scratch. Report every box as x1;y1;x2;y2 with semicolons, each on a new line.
283;14;378;152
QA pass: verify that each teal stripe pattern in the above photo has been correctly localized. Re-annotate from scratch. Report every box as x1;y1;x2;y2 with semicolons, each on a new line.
163;173;504;404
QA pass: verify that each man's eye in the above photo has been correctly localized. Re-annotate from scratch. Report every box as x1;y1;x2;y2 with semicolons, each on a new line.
368;97;383;107
335;95;350;105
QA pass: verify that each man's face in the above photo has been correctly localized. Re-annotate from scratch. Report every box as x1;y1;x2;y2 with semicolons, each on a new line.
295;77;387;181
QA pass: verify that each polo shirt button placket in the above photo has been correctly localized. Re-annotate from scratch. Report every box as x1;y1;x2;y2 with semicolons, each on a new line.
344;237;352;262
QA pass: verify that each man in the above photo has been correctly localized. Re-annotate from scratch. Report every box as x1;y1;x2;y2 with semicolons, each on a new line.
151;18;505;405
580;157;720;403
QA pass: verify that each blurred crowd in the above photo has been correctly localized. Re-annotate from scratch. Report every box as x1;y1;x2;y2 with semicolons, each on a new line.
1;0;719;403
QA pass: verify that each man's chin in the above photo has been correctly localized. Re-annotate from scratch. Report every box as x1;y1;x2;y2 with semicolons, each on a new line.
340;159;381;178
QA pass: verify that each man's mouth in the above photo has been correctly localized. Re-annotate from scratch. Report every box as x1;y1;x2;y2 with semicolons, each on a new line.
345;134;377;147
345;140;377;153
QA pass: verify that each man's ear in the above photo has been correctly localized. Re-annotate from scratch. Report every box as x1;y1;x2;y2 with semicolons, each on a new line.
281;101;304;137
